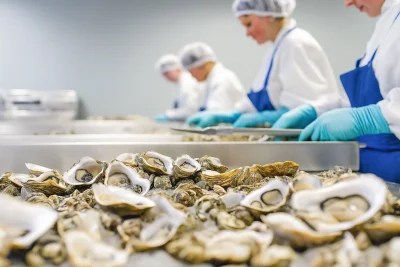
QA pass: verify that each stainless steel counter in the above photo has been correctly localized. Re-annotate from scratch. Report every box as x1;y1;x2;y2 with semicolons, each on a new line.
0;141;359;173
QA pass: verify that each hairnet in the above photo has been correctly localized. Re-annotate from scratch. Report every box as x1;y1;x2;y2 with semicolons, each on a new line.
232;0;296;18
179;42;217;70
155;54;181;73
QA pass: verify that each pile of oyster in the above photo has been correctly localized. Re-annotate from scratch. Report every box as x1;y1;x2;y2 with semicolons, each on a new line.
0;152;399;267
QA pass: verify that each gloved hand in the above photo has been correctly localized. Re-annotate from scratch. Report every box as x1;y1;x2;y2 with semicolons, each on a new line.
233;108;289;128
186;111;242;128
299;104;391;141
272;104;317;129
154;113;170;122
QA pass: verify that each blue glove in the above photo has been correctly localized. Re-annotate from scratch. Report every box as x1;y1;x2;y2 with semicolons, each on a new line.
272;104;317;129
186;111;242;128
154;114;170;122
233;108;289;128
299;105;391;141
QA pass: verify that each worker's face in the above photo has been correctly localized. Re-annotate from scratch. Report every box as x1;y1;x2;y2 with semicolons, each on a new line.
188;66;207;82
238;15;274;44
344;0;385;17
163;69;181;83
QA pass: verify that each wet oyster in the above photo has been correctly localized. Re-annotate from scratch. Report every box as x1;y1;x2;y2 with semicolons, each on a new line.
104;161;150;195
252;161;299;178
63;157;107;186
173;154;201;179
229;206;254;226
261;213;342;249
22;171;70;196
251;245;297;267
0;195;58;248
138;151;174;175
215;211;247;231
291;175;387;233
213;185;227;196
364;215;400;244
25;163;54;177
172;183;204;207
64;230;128;267
194;195;226;222
201;167;262;188
93;184;155;216
153;175;173;190
197;156;228;173
115;153;139;167
240;179;290;217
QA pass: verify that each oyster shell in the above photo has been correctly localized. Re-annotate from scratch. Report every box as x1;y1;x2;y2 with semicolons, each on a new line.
93;184;155;216
194;195;226;222
22;171;70;196
364;215;400;244
115;153;139;167
229;206;254;226
240;179;290;217
289;173;322;192
252;161;299;178
0;195;58;248
25;163;54;177
127;195;186;251
291;175;387;233
64;230;128;267
63;157;107;186
138;151;174;175
104;161;150;195
213;185;227;196
201;167;262;188
172;183;204;207
261;213;342;249
197;156;228;173
173;154;201;179
251;245;297;267
153;175;172;190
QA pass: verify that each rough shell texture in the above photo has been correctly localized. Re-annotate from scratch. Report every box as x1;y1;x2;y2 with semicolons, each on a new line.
173;155;201;179
172;183;204;207
138;151;174;176
63;157;106;186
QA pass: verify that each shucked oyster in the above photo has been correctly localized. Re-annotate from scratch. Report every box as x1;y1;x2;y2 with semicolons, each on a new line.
289;173;322;192
93;184;155;216
173;154;201;179
114;153;139;168
172;183;204;207
63;157;107;186
138;151;174;175
364;215;400;244
291;175;387;233
104;161;150;195
241;179;290;217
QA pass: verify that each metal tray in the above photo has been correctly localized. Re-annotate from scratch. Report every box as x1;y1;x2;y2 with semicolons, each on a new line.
0;141;359;174
171;126;302;136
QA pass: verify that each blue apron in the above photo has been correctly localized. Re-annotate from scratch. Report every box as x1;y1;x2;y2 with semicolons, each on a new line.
173;97;180;109
247;27;296;112
199;87;209;112
339;12;400;182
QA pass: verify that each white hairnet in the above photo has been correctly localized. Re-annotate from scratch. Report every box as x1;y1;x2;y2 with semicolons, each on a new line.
179;42;217;70
232;0;296;18
155;54;181;73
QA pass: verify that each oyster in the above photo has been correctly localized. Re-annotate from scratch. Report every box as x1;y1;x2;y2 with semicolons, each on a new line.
153;175;173;190
64;230;128;267
229;206;254;226
25;230;67;266
289;173;322;192
291;175;387;233
93;184;155;216
213;185;227;196
251;245;297;267
261;213;342;249
115;153;139;167
240;179;290;217
23;190;55;208
138;151;174;175
194;195;226;222
127;195;186;251
197;156;228;173
364;215;400;244
172;183;204;207
63;157;107;186
215;211;247;231
201;167;263;187
252;161;299;178
104;160;150;195
22;171;70;196
0;195;58;248
173;154;201;179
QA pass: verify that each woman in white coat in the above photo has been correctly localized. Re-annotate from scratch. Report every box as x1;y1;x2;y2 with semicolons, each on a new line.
187;0;347;128
154;54;201;122
179;42;247;120
296;0;400;182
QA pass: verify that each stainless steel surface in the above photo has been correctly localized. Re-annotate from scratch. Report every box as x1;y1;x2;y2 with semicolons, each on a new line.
0;141;359;173
171;126;302;136
386;182;400;198
0;134;183;143
0;120;180;135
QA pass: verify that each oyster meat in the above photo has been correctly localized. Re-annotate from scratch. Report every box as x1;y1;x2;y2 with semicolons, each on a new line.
63;157;107;186
173;154;201;179
138;151;174;175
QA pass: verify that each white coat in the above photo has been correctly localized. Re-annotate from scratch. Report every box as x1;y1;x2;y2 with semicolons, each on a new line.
235;19;349;115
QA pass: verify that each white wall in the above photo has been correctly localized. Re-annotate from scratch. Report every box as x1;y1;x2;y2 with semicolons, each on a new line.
0;0;376;118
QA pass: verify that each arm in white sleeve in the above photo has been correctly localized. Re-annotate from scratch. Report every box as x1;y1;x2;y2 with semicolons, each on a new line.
278;38;347;115
165;89;202;120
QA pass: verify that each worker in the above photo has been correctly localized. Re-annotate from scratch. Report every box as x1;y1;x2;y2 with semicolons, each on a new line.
180;42;247;125
296;0;400;182
187;0;347;129
154;54;201;122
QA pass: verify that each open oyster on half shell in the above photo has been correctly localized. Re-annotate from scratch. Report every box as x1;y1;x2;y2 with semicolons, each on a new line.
137;151;174;175
63;157;107;186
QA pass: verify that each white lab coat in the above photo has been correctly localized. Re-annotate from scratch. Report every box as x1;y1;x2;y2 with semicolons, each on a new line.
201;62;247;111
165;71;201;120
235;19;349;115
364;0;400;139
